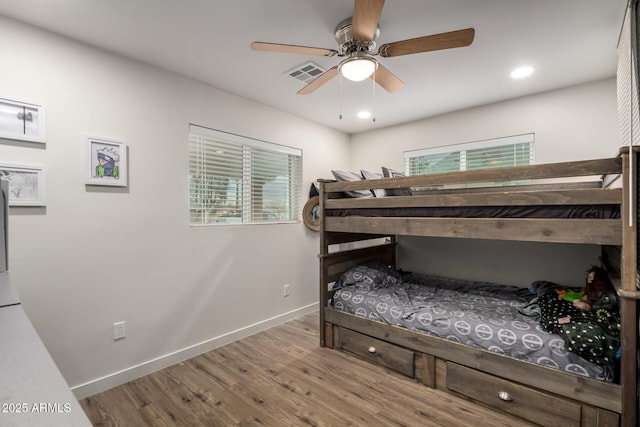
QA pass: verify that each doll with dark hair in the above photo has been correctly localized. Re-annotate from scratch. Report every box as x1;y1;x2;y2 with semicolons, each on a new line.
573;266;618;312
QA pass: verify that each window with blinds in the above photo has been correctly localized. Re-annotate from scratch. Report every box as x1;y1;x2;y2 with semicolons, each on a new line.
617;3;640;154
404;133;534;188
188;125;302;225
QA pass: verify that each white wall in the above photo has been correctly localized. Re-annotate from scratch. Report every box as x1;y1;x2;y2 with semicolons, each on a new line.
350;79;620;287
0;16;350;397
351;78;619;170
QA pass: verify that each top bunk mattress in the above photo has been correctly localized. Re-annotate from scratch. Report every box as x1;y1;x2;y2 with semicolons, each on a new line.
330;263;617;382
326;204;621;219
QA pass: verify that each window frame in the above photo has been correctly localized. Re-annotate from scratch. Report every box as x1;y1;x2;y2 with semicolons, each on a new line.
188;124;302;226
404;133;535;188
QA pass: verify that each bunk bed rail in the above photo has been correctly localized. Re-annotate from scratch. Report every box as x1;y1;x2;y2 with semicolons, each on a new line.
323;157;622;195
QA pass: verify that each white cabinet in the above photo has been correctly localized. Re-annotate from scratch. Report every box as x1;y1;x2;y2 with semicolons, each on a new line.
0;273;91;426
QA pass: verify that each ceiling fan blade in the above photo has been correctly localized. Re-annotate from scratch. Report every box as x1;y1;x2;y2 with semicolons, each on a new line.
378;28;475;57
372;64;404;92
352;0;385;42
297;66;339;95
251;42;338;57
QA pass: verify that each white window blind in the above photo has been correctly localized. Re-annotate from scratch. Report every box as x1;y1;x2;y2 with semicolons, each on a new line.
404;134;534;187
189;125;302;225
618;4;640;152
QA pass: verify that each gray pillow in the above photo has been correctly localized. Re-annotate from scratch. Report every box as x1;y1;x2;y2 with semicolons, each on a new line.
334;262;403;290
381;167;412;196
360;169;387;197
331;170;373;198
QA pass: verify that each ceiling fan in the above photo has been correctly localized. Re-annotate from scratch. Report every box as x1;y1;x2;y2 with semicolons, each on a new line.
251;0;475;95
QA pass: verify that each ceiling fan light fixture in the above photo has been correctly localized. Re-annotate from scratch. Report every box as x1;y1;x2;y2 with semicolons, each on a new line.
339;56;378;82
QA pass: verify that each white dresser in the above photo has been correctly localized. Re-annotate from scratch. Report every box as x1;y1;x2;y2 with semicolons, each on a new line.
0;272;92;426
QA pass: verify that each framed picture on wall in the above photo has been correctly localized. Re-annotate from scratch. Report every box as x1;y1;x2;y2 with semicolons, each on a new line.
86;136;127;187
0;164;46;206
0;97;46;144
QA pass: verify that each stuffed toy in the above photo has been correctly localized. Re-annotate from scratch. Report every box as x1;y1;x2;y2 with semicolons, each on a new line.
573;266;618;312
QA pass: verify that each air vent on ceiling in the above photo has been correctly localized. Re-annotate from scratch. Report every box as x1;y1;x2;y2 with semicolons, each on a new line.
286;62;325;84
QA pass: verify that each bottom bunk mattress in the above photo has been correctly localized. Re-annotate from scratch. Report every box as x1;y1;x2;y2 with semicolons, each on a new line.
330;263;615;382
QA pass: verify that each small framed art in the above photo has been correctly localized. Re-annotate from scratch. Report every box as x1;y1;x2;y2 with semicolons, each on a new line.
0;164;46;206
86;136;127;187
0;97;46;144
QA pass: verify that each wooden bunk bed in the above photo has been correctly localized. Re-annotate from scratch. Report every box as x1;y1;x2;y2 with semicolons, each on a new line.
317;148;639;427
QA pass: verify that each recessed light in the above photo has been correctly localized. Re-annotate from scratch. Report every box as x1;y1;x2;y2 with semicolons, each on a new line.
511;66;534;79
357;111;372;119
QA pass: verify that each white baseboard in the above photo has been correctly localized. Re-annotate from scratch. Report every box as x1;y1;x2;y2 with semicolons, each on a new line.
71;303;319;400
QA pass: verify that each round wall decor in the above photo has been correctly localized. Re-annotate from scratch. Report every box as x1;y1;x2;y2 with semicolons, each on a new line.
303;196;321;231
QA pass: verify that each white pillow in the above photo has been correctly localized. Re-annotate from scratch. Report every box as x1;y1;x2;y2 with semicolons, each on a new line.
331;170;373;198
360;169;387;197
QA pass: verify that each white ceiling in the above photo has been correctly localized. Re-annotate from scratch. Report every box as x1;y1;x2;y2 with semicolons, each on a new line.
0;0;628;134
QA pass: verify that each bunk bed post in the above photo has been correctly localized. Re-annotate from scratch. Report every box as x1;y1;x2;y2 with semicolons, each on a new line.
390;235;397;268
318;180;329;348
620;147;639;427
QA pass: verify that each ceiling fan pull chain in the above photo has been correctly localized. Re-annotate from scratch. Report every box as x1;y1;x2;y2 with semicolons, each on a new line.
339;73;343;120
372;68;376;122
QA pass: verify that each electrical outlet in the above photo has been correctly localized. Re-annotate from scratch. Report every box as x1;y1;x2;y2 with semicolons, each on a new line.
283;284;290;297
113;321;126;340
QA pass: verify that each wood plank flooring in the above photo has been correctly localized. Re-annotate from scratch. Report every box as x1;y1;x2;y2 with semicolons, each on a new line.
80;312;534;426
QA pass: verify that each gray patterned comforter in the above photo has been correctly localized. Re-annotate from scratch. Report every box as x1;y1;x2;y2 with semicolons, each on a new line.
331;263;613;381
